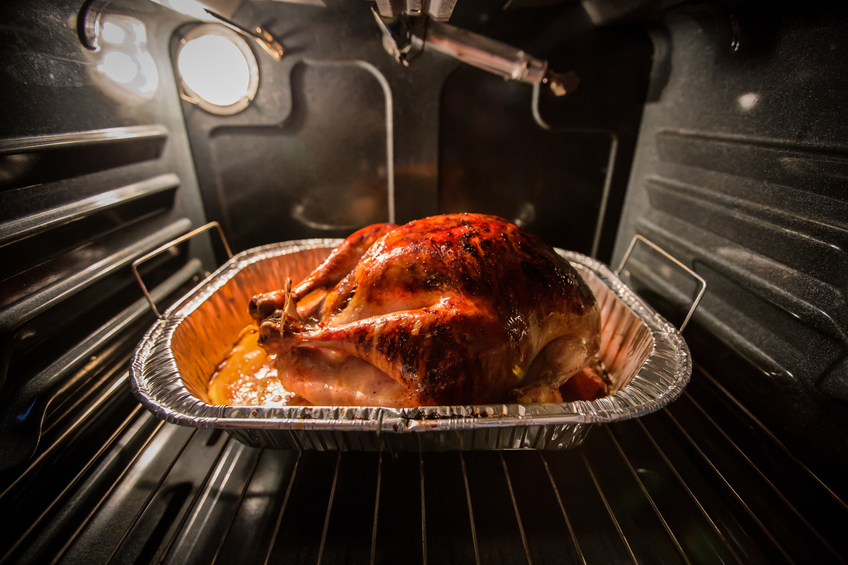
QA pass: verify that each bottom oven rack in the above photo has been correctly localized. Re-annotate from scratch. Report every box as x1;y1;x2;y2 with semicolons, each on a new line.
1;359;846;565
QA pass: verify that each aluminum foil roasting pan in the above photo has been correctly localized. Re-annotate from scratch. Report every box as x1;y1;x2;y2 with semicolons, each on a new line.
130;240;691;451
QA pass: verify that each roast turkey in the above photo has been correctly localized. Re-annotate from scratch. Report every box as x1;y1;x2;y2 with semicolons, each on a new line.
249;213;600;407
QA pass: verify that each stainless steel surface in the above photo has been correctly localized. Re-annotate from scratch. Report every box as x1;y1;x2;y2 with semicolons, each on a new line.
375;0;459;21
372;11;578;96
131;239;690;452
426;0;459;21
374;0;397;19
615;234;706;332
405;0;423;16
132;222;232;318
425;20;548;84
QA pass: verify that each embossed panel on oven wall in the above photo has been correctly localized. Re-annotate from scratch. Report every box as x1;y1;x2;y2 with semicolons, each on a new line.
208;62;392;248
439;12;652;261
612;3;848;473
0;0;214;468
177;0;652;262
174;0;459;253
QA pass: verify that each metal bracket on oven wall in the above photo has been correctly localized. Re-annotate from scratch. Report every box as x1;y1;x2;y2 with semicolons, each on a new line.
375;0;458;21
203;9;285;61
372;7;580;97
132;221;233;319
615;234;706;332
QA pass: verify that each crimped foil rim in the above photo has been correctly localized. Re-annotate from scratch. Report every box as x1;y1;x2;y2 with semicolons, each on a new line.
130;240;690;433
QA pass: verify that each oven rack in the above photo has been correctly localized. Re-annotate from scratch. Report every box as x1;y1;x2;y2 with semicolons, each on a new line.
1;352;845;565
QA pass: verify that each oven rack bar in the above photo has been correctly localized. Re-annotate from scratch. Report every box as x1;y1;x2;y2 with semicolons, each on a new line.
210;447;265;565
51;419;169;565
103;428;199;564
683;390;841;558
663;408;795;563
539;452;585;564
633;418;743;563
0;364;845;564
603;426;690;564
579;449;638;564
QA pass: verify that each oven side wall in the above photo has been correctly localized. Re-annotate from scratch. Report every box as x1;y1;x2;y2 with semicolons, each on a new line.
0;0;212;468
612;2;848;474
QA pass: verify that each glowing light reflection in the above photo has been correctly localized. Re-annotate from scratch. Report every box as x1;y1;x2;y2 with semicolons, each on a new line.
737;92;759;111
95;16;158;98
178;34;251;106
101;21;126;45
99;51;138;84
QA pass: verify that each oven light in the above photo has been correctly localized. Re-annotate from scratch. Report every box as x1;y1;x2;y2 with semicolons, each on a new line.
179;35;249;105
176;24;259;115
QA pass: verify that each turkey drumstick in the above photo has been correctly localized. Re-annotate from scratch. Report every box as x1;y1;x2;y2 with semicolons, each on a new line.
248;222;396;321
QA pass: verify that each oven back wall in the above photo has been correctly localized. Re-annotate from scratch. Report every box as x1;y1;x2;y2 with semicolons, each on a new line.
175;0;456;253
176;0;651;262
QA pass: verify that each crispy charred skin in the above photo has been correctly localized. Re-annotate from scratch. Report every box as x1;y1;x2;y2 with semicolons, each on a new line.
252;214;600;406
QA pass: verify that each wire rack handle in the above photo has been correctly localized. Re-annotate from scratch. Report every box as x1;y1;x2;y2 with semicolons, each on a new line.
132;221;232;319
614;234;706;332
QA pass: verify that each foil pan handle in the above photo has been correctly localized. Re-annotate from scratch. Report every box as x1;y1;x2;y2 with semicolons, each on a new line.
615;234;706;332
132;221;232;319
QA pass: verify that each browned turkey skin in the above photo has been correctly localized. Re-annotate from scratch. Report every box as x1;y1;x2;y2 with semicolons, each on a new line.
249;213;600;407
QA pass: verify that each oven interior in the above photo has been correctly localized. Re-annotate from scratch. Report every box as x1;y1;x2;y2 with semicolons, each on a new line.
1;0;847;563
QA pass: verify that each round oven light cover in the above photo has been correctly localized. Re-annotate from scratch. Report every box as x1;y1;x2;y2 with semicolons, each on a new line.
176;23;259;116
